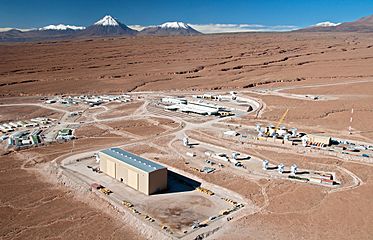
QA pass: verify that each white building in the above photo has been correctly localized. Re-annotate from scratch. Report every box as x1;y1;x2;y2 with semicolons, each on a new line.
161;97;187;105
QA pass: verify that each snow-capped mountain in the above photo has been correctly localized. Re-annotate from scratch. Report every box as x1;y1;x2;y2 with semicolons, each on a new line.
79;15;137;36
160;22;190;29
94;15;119;26
140;21;202;36
39;24;85;31
314;21;341;27
297;14;373;32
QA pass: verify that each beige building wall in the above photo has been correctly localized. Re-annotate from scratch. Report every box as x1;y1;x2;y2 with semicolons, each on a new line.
106;160;116;178
99;155;107;173
116;164;128;183
99;151;167;195
308;134;331;145
138;172;148;194
127;169;139;190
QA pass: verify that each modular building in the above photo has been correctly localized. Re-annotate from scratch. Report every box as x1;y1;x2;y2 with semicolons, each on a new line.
307;134;331;146
99;148;167;195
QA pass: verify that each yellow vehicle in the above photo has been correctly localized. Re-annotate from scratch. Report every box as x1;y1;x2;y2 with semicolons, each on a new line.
122;200;134;208
222;197;237;205
218;111;234;117
100;188;112;195
200;219;209;226
196;187;214;196
219;209;230;215
132;208;140;214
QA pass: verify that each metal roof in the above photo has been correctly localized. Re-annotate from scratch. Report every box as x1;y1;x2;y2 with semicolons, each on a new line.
100;148;166;173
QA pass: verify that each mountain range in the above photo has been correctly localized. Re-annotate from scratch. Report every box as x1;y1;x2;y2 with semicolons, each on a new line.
297;14;373;32
0;15;201;42
3;13;373;42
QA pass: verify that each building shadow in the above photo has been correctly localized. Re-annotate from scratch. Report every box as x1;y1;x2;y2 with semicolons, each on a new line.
188;143;200;148
296;171;310;175
154;170;201;195
267;166;278;170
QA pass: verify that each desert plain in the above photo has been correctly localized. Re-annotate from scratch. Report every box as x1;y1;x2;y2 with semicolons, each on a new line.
0;32;373;240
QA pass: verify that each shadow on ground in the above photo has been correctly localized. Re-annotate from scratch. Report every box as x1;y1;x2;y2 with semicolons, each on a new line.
155;170;201;195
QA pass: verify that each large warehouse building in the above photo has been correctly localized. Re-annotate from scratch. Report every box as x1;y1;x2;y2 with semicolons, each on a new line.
99;148;167;195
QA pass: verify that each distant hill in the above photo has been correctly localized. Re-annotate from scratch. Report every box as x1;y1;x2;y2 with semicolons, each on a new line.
0;26;83;42
298;14;373;32
139;22;202;36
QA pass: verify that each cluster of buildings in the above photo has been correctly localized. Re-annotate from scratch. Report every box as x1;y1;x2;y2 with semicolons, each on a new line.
254;123;371;158
0;118;55;148
161;97;233;116
45;94;132;107
7;129;43;148
255;124;331;147
0;118;51;133
0;117;77;148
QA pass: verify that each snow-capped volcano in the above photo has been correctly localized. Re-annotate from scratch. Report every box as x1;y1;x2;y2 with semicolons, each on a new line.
39;24;85;31
160;22;190;29
297;13;373;32
94;15;119;26
314;21;341;27
79;15;137;36
140;21;201;36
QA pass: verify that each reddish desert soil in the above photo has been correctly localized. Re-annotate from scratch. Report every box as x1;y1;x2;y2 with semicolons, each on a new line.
106;117;178;136
249;82;373;141
0;152;143;240
0;106;63;123
2;33;373;96
75;124;127;139
97;101;143;119
1;33;373;240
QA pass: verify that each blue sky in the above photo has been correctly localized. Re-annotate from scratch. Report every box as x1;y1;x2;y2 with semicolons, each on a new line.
1;0;373;33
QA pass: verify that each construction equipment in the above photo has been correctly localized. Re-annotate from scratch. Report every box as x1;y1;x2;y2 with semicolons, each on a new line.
100;188;112;195
196;187;214;196
221;197;237;205
122;200;134;208
219;209;230;215
275;109;289;130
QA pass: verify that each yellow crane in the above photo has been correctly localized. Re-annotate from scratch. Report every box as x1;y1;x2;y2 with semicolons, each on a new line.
275;109;289;130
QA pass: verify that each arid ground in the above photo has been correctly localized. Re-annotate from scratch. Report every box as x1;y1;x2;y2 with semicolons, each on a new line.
1;33;373;240
1;33;373;95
